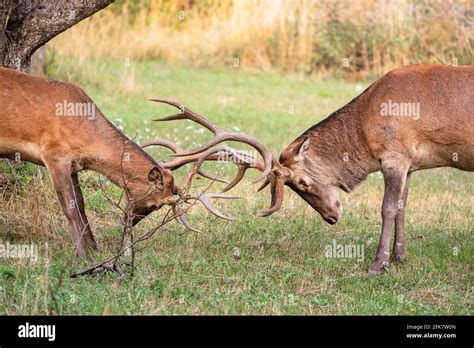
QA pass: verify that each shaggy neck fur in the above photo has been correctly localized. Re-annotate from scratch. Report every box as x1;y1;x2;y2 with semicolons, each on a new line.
301;99;378;192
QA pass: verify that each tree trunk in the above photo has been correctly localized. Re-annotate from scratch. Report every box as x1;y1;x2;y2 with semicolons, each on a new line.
0;0;114;72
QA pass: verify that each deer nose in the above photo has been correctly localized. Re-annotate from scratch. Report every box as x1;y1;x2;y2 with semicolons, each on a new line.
325;216;338;225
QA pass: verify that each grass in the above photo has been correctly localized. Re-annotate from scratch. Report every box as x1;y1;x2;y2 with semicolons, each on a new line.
0;58;472;315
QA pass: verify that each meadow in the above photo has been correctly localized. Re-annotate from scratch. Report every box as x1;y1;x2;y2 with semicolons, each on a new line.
0;56;472;315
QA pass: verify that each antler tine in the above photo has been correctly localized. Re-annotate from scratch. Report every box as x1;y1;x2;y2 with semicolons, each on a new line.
150;99;218;134
256;176;270;192
142;139;228;184
176;133;272;184
221;156;265;192
186;193;240;221
171;192;240;232
181;146;258;188
141;139;183;153
257;171;286;217
172;202;202;233
142;139;263;189
149;99;273;184
221;165;248;193
142;139;259;186
141;139;263;192
177;213;202;233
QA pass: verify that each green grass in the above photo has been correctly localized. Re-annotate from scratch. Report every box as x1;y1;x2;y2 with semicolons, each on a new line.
0;58;472;315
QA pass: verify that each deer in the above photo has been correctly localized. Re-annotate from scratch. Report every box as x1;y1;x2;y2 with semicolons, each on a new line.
172;64;473;275
262;64;473;274
0;67;272;260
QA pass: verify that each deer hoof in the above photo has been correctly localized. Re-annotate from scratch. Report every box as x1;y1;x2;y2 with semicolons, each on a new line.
368;261;389;276
367;269;382;276
391;253;406;262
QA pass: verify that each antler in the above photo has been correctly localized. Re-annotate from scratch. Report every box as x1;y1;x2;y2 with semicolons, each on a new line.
143;99;291;228
142;137;259;232
185;193;240;221
141;139;227;184
142;138;264;190
171;192;240;233
149;99;273;184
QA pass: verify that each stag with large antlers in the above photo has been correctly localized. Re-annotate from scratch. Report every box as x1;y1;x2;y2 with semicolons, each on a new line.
0;67;269;258
259;64;473;274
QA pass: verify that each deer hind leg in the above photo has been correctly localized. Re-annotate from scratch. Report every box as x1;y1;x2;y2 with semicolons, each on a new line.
369;155;411;275
45;160;97;259
392;172;411;262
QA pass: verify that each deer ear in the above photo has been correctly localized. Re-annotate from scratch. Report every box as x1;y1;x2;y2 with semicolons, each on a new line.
294;137;310;159
148;167;163;184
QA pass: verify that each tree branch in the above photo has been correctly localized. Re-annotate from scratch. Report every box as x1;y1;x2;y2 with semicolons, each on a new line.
4;0;114;70
0;0;13;63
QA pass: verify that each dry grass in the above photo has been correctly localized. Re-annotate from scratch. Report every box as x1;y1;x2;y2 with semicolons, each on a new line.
49;0;473;79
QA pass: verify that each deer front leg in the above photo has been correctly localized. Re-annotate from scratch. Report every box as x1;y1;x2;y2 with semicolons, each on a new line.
71;172;98;252
392;172;411;262
369;157;410;275
45;160;97;259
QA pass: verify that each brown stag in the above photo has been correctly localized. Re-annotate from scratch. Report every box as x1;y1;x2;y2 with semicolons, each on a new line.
170;64;473;275
0;67;272;259
267;64;473;274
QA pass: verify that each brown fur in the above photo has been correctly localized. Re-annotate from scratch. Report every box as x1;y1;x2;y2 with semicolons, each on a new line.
0;67;177;258
278;64;473;274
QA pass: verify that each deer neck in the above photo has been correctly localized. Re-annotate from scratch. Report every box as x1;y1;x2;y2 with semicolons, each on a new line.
307;106;378;192
85;121;157;195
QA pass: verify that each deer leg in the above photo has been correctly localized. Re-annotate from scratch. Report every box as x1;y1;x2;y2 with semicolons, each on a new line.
45;160;96;259
71;172;98;252
392;172;411;262
369;157;410;275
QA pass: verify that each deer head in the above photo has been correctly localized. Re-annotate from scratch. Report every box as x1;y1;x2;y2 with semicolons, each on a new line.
126;164;178;226
274;136;343;224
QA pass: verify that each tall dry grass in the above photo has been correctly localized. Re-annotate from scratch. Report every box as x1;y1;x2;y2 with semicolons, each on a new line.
49;0;473;79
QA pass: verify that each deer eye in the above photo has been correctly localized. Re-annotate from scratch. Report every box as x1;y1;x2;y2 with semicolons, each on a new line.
298;178;309;189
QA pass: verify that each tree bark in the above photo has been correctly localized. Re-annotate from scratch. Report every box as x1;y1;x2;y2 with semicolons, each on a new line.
0;0;114;72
